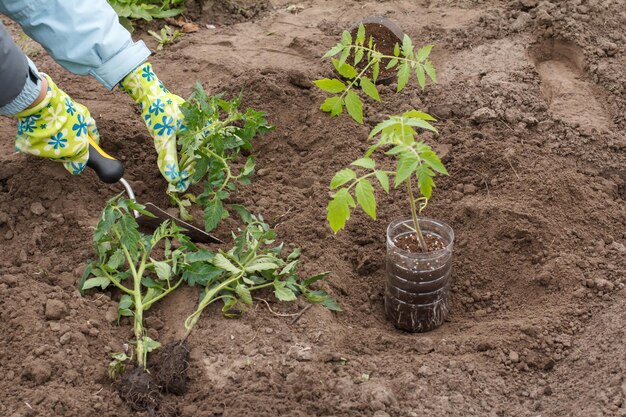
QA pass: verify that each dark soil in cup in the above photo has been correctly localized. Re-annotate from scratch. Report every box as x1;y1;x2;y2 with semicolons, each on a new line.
394;232;447;253
118;366;161;413
349;23;401;80
154;341;191;395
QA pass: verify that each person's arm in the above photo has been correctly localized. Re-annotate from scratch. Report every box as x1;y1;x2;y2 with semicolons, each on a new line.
0;0;150;90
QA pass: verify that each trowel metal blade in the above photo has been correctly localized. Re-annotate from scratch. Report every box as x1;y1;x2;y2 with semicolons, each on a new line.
137;202;223;244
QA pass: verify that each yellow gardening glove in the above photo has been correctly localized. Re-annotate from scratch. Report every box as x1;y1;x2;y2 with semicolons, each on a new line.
15;74;100;175
120;62;193;192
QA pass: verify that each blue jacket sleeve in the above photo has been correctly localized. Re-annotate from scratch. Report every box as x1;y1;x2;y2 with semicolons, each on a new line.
0;0;151;90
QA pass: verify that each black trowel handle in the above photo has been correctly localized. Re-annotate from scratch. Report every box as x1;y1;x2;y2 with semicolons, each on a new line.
86;136;124;184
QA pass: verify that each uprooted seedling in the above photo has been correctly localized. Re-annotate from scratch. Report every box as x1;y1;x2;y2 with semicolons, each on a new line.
327;110;448;251
80;196;205;410
314;23;437;124
170;82;273;233
183;211;341;335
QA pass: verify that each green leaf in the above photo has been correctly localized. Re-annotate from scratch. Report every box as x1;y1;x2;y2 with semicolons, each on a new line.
375;171;390;193
416;165;435;198
339;47;350;67
330;168;357;189
327;188;355;233
82;276;110;291
393;43;400;57
354;48;364;66
204;199;225;232
230;204;253;224
274;281;297;301
303;272;329;287
106;249;125;271
386;58;398;69
369;118;398;139
351;157;376;169
372;61;380;82
415;65;426;89
323;43;344;59
423;60;437;83
78;263;94;295
405;117;437;133
320;96;343;117
242;156;255;176
403;110;437;121
355;179;376;219
314;78;347;93
394;153;419;187
356;24;365;45
152;259;172;281
213;253;241;274
183;262;223;286
245;261;279;273
235;284;253;305
280;260;299;275
332;59;358;79
186;249;215;263
360;77;380;102
402;35;414;57
341;30;352;46
397;62;411;92
345;90;363;124
322;296;342;312
416;45;434;62
143;336;161;353
421;150;448;175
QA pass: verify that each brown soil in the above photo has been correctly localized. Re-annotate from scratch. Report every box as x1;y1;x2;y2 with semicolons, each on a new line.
153;341;190;396
349;22;401;81
118;367;161;413
394;232;447;253
2;1;626;416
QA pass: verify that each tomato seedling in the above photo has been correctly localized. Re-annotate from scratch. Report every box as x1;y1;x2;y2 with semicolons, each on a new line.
314;23;437;124
326;110;448;251
183;211;340;335
171;83;273;232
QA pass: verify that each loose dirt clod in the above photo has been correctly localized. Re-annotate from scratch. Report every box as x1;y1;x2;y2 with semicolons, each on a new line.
154;341;190;395
118;367;161;413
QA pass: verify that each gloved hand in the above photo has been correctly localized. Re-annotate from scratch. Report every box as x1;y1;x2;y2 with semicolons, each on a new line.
15;74;100;175
119;62;192;192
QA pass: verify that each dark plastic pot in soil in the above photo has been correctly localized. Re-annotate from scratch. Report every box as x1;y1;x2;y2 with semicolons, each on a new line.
384;217;454;333
345;16;404;85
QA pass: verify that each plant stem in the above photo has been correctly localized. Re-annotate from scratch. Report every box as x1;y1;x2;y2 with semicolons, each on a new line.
406;179;427;252
132;254;148;369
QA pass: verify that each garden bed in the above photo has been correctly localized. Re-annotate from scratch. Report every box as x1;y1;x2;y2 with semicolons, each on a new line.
0;0;625;416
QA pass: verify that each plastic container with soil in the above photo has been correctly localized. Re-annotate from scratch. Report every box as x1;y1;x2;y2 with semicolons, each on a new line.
384;217;454;333
347;16;404;85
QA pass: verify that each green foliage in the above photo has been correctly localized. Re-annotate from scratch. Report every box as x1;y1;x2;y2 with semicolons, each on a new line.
184;214;340;333
326;110;447;233
171;83;274;232
107;0;184;30
315;23;438;124
148;25;184;50
81;195;204;369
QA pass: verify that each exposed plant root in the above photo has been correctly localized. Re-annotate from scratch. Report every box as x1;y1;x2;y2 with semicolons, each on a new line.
118;366;162;413
155;341;190;395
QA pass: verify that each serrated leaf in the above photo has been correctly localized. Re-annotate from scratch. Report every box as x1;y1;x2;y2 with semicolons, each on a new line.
421;150;448;175
323;43;344;59
330;168;357;189
369;118;398;139
386;58;398;69
152;259;171;281
235;284;253;305
280;260;299;275
320;96;343;117
403;110;437;121
327;188;354;233
183;262;223;286
402;35;414;57
144;336;161;353
341;30;352;46
356;24;365;45
106;249;125;270
332;59;358;79
393;43;400;57
405;117;437;132
303;272;329;287
355;179;376;219
375;171;390;193
345;90;363;124
397;62;411;92
339;47;350;67
354;48;364;66
372;61;380;82
314;78;347;93
245;262;279;273
82;276;110;291
322;297;342;311
213;253;241;274
416;165;435;198
242;156;255;176
204;199;225;232
417;45;434;62
423;60;437;83
274;281;297;301
186;249;214;263
351;157;376;169
415;65;426;89
394;153;419;187
360;77;380;102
